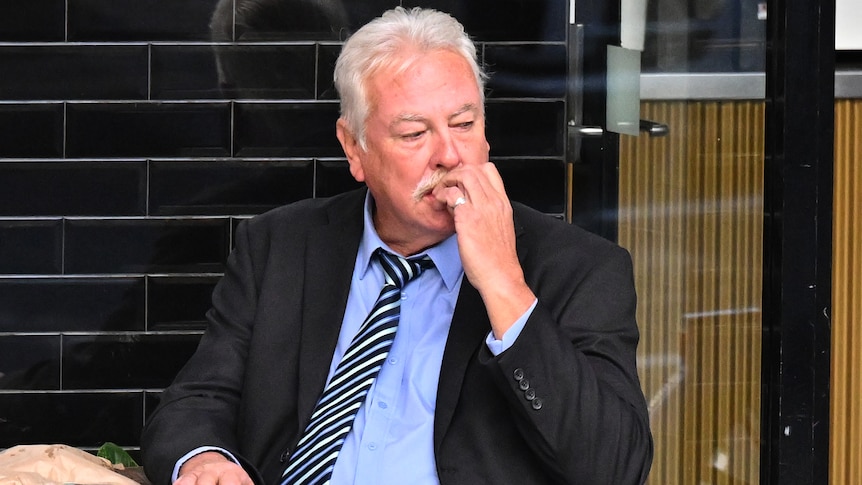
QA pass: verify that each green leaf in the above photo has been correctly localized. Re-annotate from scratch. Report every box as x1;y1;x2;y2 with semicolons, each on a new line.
97;442;139;467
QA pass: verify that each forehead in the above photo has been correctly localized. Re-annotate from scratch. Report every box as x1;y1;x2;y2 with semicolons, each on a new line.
365;49;481;120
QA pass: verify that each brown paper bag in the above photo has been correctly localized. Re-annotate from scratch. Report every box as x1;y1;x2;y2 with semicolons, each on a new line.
0;445;139;485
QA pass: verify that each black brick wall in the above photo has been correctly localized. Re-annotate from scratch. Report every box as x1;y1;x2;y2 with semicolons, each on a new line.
0;0;567;454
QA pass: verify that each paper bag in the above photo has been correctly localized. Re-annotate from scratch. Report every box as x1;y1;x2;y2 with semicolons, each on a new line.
0;444;139;485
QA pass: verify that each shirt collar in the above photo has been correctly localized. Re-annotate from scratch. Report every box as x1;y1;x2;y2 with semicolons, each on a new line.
357;192;463;292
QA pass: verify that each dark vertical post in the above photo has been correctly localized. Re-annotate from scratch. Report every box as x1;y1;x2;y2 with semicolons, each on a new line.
566;0;621;241
762;0;835;483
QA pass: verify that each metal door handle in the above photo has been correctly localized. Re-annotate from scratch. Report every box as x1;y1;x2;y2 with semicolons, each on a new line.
639;119;669;137
568;120;604;137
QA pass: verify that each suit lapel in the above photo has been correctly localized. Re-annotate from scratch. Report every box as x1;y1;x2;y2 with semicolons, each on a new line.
296;191;365;425
433;205;530;452
433;279;491;453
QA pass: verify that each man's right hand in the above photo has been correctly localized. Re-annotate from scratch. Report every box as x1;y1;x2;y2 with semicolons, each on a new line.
175;451;254;485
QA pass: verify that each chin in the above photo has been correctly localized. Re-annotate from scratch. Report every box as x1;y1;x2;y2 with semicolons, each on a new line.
428;218;456;238
412;199;454;234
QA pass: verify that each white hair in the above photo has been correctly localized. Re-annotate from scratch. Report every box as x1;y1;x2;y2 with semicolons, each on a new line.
333;7;487;149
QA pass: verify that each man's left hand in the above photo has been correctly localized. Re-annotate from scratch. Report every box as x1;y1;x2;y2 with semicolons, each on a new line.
433;163;536;337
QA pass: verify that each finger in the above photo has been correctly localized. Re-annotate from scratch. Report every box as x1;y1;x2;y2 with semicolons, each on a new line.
438;185;468;209
452;195;467;209
438;166;490;204
481;162;507;195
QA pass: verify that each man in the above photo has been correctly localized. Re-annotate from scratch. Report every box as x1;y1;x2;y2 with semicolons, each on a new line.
141;7;653;485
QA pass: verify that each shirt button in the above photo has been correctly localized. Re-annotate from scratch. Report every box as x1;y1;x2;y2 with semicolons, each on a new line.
532;398;544;410
378;401;388;409
368;443;378;451
388;357;398;365
513;368;525;381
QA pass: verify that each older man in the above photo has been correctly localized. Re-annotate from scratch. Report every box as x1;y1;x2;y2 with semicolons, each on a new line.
141;7;653;485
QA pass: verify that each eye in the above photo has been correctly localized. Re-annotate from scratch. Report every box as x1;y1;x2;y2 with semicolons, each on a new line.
452;120;474;130
400;130;426;140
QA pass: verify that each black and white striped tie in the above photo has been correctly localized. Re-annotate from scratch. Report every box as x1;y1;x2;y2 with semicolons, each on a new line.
281;248;433;485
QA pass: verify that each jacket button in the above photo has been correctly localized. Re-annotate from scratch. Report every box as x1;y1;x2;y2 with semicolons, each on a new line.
518;379;530;391
524;388;536;401
531;398;544;410
513;368;525;381
280;450;290;462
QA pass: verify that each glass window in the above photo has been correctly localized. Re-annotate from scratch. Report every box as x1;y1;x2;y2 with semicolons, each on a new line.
618;1;766;482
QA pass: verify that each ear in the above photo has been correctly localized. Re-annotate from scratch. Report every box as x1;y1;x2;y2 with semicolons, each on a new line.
336;118;366;182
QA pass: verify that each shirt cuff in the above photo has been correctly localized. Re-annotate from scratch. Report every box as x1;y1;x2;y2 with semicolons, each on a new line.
172;446;241;483
485;298;538;356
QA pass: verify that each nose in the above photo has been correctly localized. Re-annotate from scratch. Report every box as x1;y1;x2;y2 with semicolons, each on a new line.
433;131;461;170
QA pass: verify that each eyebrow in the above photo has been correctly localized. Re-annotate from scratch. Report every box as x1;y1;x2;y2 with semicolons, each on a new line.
390;103;480;128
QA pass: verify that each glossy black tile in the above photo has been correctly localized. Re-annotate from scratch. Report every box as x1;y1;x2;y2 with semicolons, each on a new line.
0;0;65;41
0;220;62;274
68;0;220;41
229;217;251;250
315;160;364;198
62;334;201;389
64;218;230;274
211;44;317;100
484;44;566;98
0;278;145;333
317;44;341;100
0;161;146;216
0;392;145;447
220;0;399;42
147;276;219;331
234;102;342;157
150;45;222;100
66;103;231;158
485;100;564;157
150;160;314;216
211;0;355;42
144;390;162;420
337;1;401;36
0;336;61;390
495;158;566;214
0;104;63;158
0;45;148;101
153;44;318;101
404;0;566;41
0;0;575;455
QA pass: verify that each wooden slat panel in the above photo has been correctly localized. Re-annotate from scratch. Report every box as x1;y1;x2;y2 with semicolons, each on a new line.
617;98;860;485
619;100;763;484
831;99;862;485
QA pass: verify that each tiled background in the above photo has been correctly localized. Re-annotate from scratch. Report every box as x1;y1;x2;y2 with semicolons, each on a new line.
0;0;568;454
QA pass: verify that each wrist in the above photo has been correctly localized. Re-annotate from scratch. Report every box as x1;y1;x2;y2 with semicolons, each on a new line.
481;279;535;339
180;451;230;476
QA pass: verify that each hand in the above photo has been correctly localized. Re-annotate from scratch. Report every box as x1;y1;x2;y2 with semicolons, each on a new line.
175;451;254;485
432;163;536;337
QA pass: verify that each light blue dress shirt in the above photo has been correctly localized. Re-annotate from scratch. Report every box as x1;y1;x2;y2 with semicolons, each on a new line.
329;194;534;484
172;193;534;483
328;196;464;484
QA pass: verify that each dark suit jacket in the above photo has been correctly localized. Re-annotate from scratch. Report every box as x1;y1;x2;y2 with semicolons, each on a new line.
141;188;653;485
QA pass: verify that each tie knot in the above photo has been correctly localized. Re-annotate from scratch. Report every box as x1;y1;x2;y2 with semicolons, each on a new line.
375;248;433;289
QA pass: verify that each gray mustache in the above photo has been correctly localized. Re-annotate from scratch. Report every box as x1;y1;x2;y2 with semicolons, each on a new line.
412;169;449;201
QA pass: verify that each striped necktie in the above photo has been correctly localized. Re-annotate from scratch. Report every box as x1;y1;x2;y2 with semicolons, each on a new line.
281;248;433;485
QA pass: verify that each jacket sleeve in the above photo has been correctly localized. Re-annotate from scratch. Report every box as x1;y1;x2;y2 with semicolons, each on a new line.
479;239;653;484
141;218;265;485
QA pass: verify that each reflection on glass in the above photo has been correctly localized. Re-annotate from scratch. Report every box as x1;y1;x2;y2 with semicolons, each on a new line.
621;0;765;483
643;0;765;72
210;0;350;99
